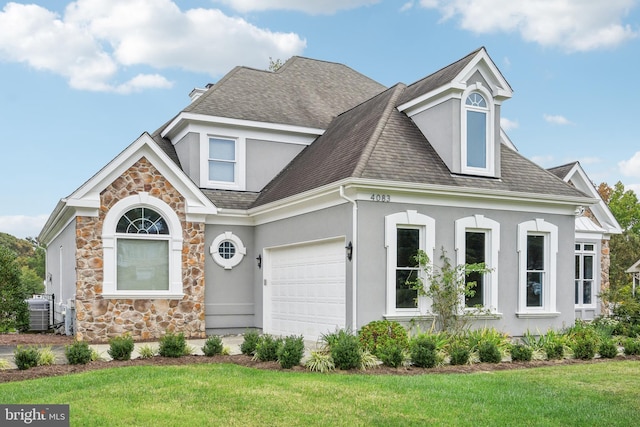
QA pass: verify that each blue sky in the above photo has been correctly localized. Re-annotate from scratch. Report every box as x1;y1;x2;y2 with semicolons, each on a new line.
1;0;639;238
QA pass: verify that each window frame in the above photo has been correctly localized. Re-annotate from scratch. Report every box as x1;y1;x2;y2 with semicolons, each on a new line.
385;211;435;316
204;135;245;190
461;84;495;177
517;219;559;317
210;231;246;270
454;215;500;314
102;193;184;299
575;242;597;308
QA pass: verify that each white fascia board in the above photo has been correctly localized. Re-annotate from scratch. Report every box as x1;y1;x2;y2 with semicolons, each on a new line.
38;199;73;245
161;112;325;141
456;49;513;99
561;163;622;234
68;133;217;218
397;84;465;116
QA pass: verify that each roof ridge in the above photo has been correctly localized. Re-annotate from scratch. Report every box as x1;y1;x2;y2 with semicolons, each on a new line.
405;47;483;89
352;84;407;178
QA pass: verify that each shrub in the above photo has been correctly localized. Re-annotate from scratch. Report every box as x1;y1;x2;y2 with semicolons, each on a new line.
478;341;502;363
359;350;379;370
0;358;10;370
410;334;437;368
599;339;619;359
330;330;361;370
277;335;305;369
255;334;283;362
202;335;224;357
449;343;470;366
158;332;187;358
65;340;93;365
623;337;640;356
544;342;564;360
138;344;156;359
13;345;40;370
510;344;533;362
183;344;196;356
38;346;57;366
108;334;135;361
377;342;405;368
358;320;409;357
305;350;335;373
241;330;260;356
571;334;597;360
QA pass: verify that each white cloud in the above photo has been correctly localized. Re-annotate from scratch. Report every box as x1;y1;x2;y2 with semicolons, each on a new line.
619;151;640;178
400;2;415;12
0;0;306;93
627;183;640;195
543;114;573;125
214;0;380;14
419;0;638;51
500;117;518;131
0;215;49;239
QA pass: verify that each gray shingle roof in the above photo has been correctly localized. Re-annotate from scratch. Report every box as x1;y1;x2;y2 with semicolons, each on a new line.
183;57;386;129
547;162;578;180
200;189;260;210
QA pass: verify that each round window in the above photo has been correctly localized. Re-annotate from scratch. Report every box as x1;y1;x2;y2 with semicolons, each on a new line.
210;232;246;269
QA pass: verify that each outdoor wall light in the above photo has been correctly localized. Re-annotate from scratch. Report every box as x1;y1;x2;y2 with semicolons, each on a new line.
256;254;262;269
345;241;353;261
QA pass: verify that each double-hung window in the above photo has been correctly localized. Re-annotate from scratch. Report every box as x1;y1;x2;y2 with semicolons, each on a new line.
209;137;236;183
455;215;500;313
385;211;435;316
517;219;558;316
575;243;595;307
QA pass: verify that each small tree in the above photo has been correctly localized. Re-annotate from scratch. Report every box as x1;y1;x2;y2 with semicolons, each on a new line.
406;248;491;333
0;247;30;332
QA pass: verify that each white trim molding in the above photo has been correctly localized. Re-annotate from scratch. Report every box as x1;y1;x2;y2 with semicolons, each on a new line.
210;231;247;270
455;214;500;313
102;193;184;299
516;218;559;316
384;210;435;317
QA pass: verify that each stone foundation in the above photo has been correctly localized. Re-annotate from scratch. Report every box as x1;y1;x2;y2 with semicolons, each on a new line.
75;157;206;342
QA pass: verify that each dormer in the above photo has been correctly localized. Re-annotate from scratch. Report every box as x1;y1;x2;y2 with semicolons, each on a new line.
397;48;513;178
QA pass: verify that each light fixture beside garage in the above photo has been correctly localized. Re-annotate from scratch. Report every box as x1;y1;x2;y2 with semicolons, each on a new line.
256;254;262;269
346;241;353;261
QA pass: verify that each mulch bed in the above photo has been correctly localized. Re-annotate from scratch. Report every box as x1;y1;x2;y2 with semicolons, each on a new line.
2;333;638;384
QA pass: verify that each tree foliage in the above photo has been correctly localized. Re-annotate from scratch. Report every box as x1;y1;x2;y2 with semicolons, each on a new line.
268;57;285;72
598;181;640;234
0;232;44;295
0;246;30;332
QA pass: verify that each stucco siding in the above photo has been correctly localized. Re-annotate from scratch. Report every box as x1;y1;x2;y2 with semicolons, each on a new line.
174;132;200;185
411;99;458;172
246;139;305;192
355;200;576;336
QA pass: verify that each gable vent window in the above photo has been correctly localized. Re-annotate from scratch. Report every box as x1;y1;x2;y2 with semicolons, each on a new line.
465;92;488;169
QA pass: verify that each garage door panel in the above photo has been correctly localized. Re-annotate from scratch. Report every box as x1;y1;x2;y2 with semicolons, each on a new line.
265;239;346;340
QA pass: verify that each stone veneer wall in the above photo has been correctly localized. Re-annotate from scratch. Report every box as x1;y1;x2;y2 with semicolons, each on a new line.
75;157;206;342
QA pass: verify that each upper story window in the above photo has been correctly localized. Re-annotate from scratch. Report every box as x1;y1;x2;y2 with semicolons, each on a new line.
209;137;236;183
462;85;495;176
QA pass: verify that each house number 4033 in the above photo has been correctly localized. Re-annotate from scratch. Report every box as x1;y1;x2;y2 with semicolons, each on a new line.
370;194;390;202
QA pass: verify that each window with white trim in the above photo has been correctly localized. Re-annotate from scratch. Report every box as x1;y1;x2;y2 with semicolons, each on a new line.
517;219;558;316
209;137;236;183
102;193;184;299
210;232;246;270
575;243;596;307
461;84;495;176
385;211;435;316
455;215;500;313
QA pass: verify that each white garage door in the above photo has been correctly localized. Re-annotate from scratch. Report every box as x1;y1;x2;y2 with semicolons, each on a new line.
264;238;346;341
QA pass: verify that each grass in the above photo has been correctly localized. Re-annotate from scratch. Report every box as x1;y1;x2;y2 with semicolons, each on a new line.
1;362;639;426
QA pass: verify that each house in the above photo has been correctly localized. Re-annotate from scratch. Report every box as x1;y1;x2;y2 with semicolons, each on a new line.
548;162;622;319
40;48;604;342
626;259;640;296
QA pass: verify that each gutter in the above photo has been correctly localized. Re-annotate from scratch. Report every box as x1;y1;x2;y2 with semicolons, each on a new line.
339;185;357;332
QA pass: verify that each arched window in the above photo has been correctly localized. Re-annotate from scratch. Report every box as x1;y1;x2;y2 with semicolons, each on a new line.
116;208;170;291
461;84;495;176
465;92;488;169
102;193;184;299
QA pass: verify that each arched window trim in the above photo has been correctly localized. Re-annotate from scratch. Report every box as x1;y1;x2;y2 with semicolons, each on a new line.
102;192;184;299
461;83;495;176
210;232;246;270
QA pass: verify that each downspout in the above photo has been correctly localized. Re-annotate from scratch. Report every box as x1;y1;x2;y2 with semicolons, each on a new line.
340;185;357;332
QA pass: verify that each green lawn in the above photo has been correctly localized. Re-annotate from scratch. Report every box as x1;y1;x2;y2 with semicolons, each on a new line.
1;361;638;426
